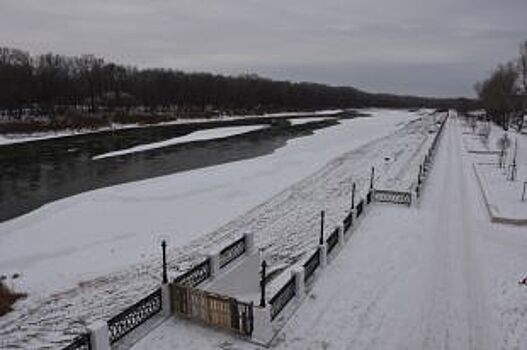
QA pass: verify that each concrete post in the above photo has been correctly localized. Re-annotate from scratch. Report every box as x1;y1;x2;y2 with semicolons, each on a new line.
208;252;220;278
319;244;327;269
337;224;345;247
244;232;255;255
161;283;171;317
252;306;273;345
292;268;305;298
87;320;111;350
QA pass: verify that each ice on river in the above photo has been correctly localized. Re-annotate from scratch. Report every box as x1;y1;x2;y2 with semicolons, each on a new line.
92;125;267;160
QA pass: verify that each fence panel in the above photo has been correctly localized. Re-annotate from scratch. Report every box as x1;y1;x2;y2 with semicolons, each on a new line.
326;228;339;255
373;190;412;206
232;300;254;336
107;288;162;344
303;249;320;283
219;236;246;269
356;200;364;218
171;284;253;336
174;259;211;287
343;211;353;233
270;276;296;320
62;334;91;350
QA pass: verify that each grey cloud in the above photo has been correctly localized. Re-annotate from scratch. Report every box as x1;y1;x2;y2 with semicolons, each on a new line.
0;0;526;97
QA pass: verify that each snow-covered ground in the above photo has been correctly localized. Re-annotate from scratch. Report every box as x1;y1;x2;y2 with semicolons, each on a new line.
474;163;527;222
0;109;435;349
92;125;267;160
0;110;343;146
131;114;527;350
0;110;415;298
460;118;527;223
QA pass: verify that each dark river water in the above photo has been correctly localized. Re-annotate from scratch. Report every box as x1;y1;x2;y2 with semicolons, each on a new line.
0;113;356;222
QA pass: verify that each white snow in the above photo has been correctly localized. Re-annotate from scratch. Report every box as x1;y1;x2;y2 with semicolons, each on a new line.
288;117;334;125
0;109;416;297
474;163;527;222
460;118;527;222
91;125;267;160
1;109;464;349
129;114;527;350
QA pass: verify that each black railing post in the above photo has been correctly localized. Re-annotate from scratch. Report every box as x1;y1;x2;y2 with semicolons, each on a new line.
370;167;375;190
319;210;325;245
418;164;422;185
161;240;168;284
260;260;267;307
351;182;356;209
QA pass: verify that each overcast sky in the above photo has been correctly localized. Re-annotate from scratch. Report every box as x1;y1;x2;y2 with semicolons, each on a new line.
0;0;526;98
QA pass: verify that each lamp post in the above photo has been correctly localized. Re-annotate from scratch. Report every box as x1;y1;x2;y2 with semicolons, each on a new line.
351;183;356;209
370;167;375;189
319;210;325;245
260;260;267;307
161;240;168;284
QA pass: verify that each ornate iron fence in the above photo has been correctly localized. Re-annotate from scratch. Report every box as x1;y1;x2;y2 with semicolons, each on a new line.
270;275;296;320
343;211;353;233
303;249;320;283
356;200;364;218
233;300;254;336
366;190;373;204
62;333;91;350
326;228;339;255
174;259;212;287
373;190;412;206
219;236;246;269
107;288;162;344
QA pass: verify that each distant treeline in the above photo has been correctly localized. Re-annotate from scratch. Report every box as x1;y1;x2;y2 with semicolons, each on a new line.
474;39;527;129
0;47;474;120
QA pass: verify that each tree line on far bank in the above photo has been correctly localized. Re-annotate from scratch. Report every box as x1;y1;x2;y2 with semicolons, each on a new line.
0;47;472;125
474;40;527;130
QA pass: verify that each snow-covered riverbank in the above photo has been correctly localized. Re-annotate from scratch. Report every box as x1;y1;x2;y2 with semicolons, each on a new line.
0;109;430;349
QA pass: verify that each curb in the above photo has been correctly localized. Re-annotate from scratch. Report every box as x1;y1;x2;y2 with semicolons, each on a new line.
472;163;527;226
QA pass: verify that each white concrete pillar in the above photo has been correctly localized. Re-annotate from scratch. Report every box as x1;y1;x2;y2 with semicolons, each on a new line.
252;306;273;345
208;252;220;279
292;268;305;298
161;283;171;317
319;244;327;269
244;232;255;255
87;320;111;350
337;225;345;247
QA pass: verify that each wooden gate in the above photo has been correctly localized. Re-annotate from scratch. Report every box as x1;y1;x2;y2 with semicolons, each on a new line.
170;284;253;336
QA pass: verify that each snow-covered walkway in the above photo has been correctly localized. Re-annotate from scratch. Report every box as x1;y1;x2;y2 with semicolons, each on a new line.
131;116;527;349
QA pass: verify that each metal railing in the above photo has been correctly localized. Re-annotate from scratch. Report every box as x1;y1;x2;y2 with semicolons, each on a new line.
343;211;353;233
219;236;246;269
373;190;412;206
174;259;212;287
326;227;339;255
270;275;296;320
303;249;320;283
366;190;373;204
62;333;91;350
356;200;364;218
107;288;162;344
